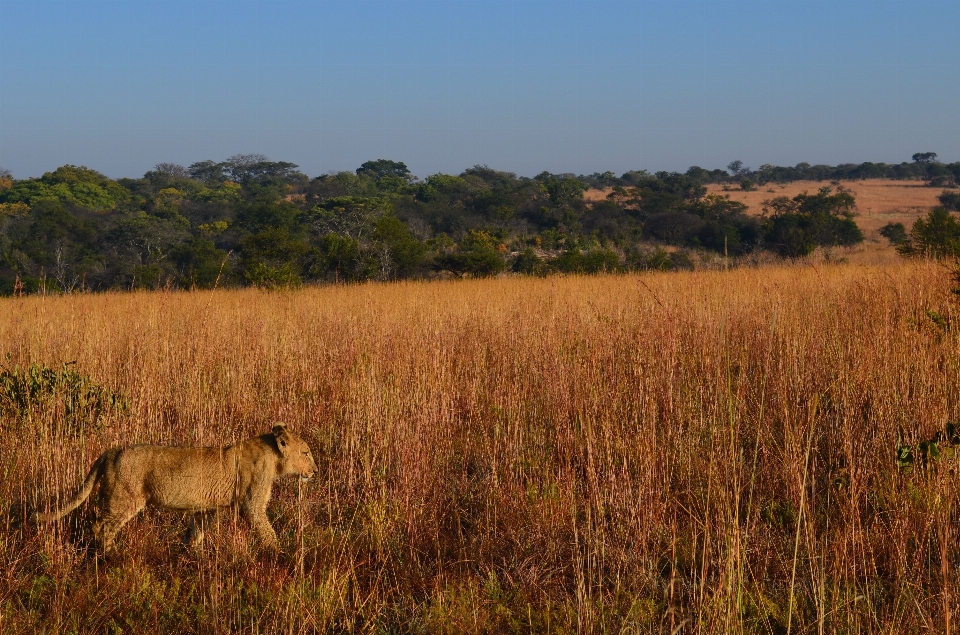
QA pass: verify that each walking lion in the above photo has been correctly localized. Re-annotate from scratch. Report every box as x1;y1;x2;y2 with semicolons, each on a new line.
34;423;318;553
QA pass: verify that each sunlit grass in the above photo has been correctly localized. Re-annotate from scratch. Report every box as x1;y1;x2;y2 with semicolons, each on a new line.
2;260;959;632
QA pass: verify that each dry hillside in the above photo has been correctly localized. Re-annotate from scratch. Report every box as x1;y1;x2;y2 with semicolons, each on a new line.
585;179;947;240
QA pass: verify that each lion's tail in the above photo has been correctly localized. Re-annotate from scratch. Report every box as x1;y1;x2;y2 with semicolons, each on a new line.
33;451;111;522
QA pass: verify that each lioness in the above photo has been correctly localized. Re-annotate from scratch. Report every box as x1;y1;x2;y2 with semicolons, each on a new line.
34;423;317;552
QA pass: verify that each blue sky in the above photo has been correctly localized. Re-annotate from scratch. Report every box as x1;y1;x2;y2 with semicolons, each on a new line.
1;0;958;179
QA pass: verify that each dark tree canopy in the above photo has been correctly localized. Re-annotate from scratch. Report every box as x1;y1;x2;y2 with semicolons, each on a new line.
356;159;413;182
19;153;960;295
897;208;960;259
913;152;939;164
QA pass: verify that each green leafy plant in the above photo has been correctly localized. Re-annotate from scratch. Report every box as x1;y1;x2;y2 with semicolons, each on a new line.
896;422;960;471
0;362;128;435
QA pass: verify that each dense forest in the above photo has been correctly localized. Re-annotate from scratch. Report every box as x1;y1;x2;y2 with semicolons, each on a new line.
0;153;958;294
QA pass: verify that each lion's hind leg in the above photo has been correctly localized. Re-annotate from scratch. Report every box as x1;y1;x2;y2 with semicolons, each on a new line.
92;499;145;553
184;510;217;549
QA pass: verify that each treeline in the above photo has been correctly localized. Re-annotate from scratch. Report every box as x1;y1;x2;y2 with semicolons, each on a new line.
0;153;953;294
680;153;960;190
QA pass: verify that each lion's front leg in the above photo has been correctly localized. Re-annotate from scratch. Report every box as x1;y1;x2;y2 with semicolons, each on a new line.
243;506;279;551
240;484;279;551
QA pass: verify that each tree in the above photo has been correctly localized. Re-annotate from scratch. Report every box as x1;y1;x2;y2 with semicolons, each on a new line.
644;210;704;244
108;211;190;268
551;248;621;274
235;200;301;233
762;214;817;258
912;152;939;164
356;160;413;182
432;230;505;277
928;175;957;188
187;155;303;188
510;248;546;275
761;187;863;257
306;171;379;202
169;238;230;288
938;191;960;212
896;208;960;258
154;188;186;219
688;195;759;255
312;233;363;282
223;155;301;184
685;166;711;183
225;153;269;169
371;214;426;280
188;160;226;184
154;163;190;178
0;165;128;210
306;196;391;240
239;227;311;288
727;160;749;178
535;173;589;206
755;164;776;180
879;222;908;245
415;174;473;203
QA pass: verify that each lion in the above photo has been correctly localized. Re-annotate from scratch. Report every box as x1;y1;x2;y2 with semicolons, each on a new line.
34;423;318;553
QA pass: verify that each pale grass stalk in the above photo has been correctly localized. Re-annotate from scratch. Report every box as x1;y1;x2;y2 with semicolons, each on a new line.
787;397;818;635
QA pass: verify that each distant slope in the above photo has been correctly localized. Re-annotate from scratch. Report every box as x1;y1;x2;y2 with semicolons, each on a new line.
585;179;947;240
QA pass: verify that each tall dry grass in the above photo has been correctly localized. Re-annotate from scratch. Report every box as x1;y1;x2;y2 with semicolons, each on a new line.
1;261;959;633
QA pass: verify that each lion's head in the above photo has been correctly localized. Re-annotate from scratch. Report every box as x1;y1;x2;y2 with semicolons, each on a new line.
272;423;318;480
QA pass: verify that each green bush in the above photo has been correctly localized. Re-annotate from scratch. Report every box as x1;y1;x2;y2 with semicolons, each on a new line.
510;247;546;275
879;222;908;245
761;187;863;257
940;191;960;212
432;231;505;277
0;362;128;435
551;248;621;274
897;208;960;258
244;262;302;289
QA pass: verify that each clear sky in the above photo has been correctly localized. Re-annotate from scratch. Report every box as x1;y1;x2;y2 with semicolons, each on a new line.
1;0;958;180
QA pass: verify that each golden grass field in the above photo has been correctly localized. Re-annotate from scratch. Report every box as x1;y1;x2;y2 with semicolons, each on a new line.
585;179;947;241
3;261;960;632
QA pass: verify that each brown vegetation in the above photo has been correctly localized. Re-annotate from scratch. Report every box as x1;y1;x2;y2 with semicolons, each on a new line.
2;262;960;631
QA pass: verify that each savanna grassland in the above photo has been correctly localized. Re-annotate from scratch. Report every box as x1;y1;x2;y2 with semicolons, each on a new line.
706;179;946;238
586;178;946;240
2;260;960;633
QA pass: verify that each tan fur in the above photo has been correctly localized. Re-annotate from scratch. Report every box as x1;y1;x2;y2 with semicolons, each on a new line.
34;423;318;552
